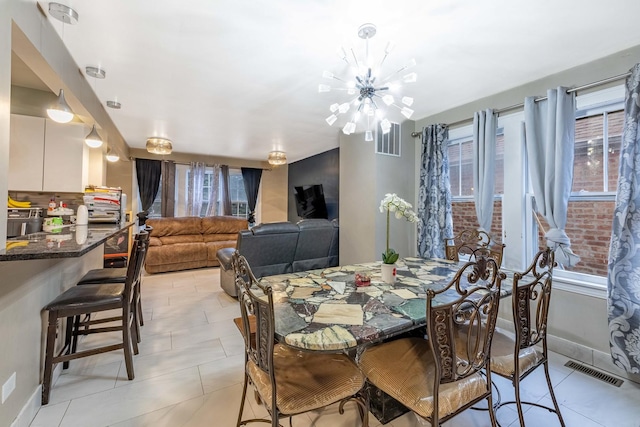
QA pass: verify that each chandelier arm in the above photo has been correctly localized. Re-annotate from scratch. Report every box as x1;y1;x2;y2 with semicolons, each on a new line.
350;48;359;68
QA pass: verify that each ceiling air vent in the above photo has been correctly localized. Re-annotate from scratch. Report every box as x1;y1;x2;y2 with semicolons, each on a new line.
376;122;401;157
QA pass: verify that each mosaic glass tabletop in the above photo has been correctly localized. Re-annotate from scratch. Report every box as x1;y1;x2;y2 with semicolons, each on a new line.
259;257;512;351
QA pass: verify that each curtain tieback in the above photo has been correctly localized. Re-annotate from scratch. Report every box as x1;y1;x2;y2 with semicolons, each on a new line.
545;228;580;267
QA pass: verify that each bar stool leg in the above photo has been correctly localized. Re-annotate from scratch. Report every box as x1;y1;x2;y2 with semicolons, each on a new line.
122;308;135;380
42;310;58;405
63;316;73;369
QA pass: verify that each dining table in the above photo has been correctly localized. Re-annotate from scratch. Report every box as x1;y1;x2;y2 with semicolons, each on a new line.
260;257;512;352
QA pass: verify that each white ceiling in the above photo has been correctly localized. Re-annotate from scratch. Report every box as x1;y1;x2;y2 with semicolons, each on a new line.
35;0;640;163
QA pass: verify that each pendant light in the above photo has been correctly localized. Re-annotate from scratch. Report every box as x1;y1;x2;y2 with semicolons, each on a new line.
106;146;119;162
84;66;106;148
84;124;103;148
47;3;79;123
47;89;74;123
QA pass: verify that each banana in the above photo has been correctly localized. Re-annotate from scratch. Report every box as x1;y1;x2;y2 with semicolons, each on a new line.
6;241;29;250
7;196;31;208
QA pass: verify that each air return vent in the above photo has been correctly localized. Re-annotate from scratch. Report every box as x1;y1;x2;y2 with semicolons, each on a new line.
564;361;623;387
376;122;401;156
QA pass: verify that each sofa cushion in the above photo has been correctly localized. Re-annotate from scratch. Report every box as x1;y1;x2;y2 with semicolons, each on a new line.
201;216;248;235
237;223;299;275
293;219;334;272
159;234;204;245
149;236;162;247
203;233;238;243
145;242;207;266
205;241;237;265
147;217;202;236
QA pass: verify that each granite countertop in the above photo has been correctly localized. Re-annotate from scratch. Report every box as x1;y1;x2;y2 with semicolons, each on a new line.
1;223;134;261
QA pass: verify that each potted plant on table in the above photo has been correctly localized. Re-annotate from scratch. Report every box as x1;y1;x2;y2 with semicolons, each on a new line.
379;193;419;283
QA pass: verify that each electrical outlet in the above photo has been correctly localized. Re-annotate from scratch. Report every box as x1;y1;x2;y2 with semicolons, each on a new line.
2;372;16;404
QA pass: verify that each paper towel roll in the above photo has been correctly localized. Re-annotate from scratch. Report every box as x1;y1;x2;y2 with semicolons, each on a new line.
75;225;88;244
76;205;89;225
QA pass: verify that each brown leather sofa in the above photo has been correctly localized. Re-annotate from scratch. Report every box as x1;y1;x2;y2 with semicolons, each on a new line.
145;216;248;274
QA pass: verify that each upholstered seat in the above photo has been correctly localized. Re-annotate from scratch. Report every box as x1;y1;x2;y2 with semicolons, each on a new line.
489;330;544;378
45;283;125;310
77;268;127;284
358;256;505;427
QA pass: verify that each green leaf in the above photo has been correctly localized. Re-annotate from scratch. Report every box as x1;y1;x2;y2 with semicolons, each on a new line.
382;248;399;264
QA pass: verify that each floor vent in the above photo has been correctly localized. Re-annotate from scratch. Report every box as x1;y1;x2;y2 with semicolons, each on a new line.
564;361;624;387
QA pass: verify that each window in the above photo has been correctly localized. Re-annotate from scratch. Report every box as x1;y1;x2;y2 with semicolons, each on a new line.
228;169;248;218
534;101;623;277
448;127;504;241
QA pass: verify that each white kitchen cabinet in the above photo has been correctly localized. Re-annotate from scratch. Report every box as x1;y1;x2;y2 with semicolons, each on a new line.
8;114;46;191
9;114;103;193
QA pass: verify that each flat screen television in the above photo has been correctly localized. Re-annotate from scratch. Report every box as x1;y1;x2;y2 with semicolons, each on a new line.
294;184;328;219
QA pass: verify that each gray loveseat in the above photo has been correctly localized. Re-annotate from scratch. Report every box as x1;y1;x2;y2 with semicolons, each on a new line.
217;218;339;296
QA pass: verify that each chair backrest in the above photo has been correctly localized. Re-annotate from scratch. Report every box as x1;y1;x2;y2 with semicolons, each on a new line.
232;252;276;379
236;222;300;277
292;219;334;271
426;255;505;387
512;247;555;351
124;231;148;307
444;229;505;266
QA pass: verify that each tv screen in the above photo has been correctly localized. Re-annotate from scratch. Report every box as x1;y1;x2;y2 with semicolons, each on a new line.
294;184;328;219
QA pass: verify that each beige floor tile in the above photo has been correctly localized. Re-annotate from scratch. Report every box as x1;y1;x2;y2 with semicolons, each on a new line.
171;319;238;349
48;361;122;405
115;339;227;385
29;400;70;427
59;367;203;427
204;304;242;323
198;354;245;394
220;333;245;357
143;310;209;335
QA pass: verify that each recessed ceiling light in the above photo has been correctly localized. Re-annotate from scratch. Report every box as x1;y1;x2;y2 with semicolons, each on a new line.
106;100;121;109
85;66;106;79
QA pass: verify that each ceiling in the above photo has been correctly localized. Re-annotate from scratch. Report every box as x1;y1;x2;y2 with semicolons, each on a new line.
21;0;640;163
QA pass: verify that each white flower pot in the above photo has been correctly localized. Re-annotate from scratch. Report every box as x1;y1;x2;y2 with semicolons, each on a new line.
381;263;396;284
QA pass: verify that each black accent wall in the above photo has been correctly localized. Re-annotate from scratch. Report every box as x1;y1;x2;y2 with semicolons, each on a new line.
287;148;339;222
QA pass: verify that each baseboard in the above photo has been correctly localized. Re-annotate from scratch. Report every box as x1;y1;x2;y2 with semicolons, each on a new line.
10;386;41;427
11;363;63;427
496;317;640;385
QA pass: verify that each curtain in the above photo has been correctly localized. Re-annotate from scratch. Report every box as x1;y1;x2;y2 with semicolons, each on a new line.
473;109;497;232
417;124;453;259
186;162;205;216
161;160;176;217
135;158;162;225
241;167;262;225
205;164;221;216
220;165;232;216
524;87;580;267
608;63;640;374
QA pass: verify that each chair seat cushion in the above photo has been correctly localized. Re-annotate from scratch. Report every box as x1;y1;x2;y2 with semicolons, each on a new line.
359;337;487;420
77;268;127;285
45;283;125;311
489;329;544;378
247;343;365;415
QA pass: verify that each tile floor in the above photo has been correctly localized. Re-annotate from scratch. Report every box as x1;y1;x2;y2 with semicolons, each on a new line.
30;268;640;427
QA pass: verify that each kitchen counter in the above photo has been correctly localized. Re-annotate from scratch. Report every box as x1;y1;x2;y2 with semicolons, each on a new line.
0;222;133;261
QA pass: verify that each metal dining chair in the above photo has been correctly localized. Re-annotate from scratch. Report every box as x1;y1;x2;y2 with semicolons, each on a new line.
444;229;506;267
231;252;369;427
489;247;565;426
359;256;505;427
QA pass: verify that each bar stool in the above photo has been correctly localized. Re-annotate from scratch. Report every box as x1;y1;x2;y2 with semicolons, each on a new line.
76;227;151;336
41;232;147;405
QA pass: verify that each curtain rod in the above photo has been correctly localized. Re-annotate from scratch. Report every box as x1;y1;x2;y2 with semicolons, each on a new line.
411;71;632;137
129;157;270;170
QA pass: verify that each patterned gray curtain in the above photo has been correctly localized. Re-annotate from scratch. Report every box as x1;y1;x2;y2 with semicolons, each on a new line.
608;63;640;374
473;109;497;232
417;124;453;258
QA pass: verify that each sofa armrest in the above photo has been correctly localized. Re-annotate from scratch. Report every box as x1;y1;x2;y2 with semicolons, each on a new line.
217;247;236;271
149;236;162;247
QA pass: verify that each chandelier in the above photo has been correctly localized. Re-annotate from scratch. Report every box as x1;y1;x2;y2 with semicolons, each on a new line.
319;23;417;141
268;151;287;166
146;137;173;155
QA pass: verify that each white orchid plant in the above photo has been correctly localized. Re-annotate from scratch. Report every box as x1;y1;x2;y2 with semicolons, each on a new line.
379;193;419;264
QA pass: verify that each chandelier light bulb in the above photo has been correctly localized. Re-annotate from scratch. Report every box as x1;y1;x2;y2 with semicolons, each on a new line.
338;103;350;114
382;95;395;106
326;114;338;126
318;84;331;93
380;118;392;134
330;103;340;112
401;107;414;119
106;148;119;162
365;130;373;141
384;42;395;54
403;72;418;83
402;96;414;106
405;58;417;69
323;70;335;79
